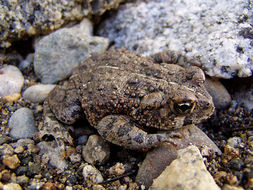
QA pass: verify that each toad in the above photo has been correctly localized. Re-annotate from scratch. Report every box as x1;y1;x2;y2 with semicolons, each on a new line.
47;48;214;150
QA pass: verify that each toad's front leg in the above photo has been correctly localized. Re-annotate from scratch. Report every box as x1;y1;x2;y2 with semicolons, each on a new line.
96;115;181;150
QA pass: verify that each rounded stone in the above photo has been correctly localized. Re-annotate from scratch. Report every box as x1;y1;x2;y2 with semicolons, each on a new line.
8;108;38;139
2;183;22;190
34;20;109;84
0;65;24;97
82;164;104;184
23;84;56;103
2;154;20;169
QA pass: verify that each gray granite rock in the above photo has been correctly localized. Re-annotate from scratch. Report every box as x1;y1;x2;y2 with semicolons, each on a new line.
0;0;123;48
23;84;56;103
8;108;38;139
34;19;109;84
0;65;24;97
98;0;253;79
150;145;220;190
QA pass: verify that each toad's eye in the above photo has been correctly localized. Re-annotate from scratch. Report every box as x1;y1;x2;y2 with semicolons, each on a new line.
173;101;195;115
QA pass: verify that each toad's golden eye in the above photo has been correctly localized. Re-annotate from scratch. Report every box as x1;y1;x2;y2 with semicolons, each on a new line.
173;101;196;115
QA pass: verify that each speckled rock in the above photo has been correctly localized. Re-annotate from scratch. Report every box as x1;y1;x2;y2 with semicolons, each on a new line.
150;145;220;190
82;135;110;165
98;0;253;79
8;108;38;139
34;19;109;84
82;164;104;185
0;65;24;97
23;84;56;103
0;0;124;48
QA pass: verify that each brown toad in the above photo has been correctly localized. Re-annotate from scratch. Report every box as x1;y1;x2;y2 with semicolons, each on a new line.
47;48;214;150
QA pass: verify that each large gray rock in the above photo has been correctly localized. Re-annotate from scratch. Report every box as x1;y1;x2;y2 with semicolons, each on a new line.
8;108;38;139
98;0;253;79
0;0;123;48
34;19;109;84
0;65;24;97
150;145;220;190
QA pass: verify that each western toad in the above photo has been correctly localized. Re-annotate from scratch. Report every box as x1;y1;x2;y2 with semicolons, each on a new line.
47;48;214;150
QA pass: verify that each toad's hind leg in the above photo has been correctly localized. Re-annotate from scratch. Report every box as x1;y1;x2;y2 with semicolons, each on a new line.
96;115;180;150
48;80;82;125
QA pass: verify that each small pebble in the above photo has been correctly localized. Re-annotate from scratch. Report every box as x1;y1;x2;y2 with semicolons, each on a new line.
77;135;88;145
224;145;240;160
0;144;14;156
14;146;25;154
82;135;110;165
108;163;126;176
2;93;21;103
227;137;242;148
205;77;232;109
82;164;104;185
222;184;244;190
2;183;22;190
2;154;20;169
23;84;56;103
40;182;58;190
0;170;11;183
18;53;34;70
0;135;12;145
0;65;24;97
16;175;29;185
8;108;38;139
69;153;81;163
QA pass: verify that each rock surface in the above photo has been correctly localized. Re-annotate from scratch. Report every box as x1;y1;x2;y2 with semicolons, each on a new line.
0;0;123;48
205;77;231;109
23;84;56;103
150;145;220;190
8;108;38;139
234;81;253;112
34;19;109;84
0;66;24;97
99;0;253;79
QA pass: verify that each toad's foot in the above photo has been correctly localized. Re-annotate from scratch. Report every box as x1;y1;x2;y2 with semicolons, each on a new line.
48;80;82;124
96;115;181;151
